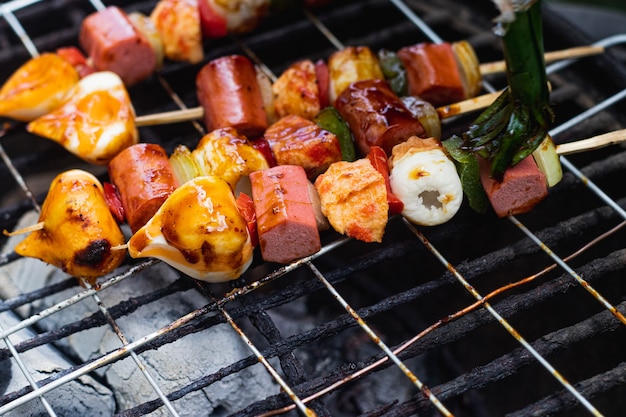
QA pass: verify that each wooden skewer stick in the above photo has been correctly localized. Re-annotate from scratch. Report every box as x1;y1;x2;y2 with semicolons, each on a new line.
3;221;44;237
136;90;501;127
135;45;605;128
556;129;626;155
479;45;605;75
435;91;501;120
135;107;204;127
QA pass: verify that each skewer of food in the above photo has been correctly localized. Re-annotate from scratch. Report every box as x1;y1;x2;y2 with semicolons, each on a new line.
0;0;603;168
3;0;622;286
5;111;625;285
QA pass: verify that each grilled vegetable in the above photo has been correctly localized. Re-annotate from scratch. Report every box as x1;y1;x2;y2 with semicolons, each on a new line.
313;106;356;162
377;48;408;97
451;0;554;181
128;175;254;282
442;0;558;218
0;53;79;122
12;170;126;285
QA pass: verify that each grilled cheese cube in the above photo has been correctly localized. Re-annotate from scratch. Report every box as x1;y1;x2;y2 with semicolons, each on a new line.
27;71;138;165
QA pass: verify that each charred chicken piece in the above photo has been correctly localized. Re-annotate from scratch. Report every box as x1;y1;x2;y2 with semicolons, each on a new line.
12;170;126;285
272;59;321;121
264;114;342;179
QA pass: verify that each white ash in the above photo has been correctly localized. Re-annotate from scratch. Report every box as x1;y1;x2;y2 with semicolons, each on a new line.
0;309;116;416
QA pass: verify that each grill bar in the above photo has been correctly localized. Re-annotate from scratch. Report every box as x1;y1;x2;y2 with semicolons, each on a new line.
0;0;625;416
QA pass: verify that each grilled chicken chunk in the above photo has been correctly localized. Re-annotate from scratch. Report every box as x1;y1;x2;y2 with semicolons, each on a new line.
272;59;321;120
13;170;126;285
27;71;138;165
151;0;204;64
128;175;253;282
264;114;342;179
315;158;389;243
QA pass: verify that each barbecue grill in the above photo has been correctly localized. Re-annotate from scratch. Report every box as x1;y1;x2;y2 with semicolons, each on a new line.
1;0;626;416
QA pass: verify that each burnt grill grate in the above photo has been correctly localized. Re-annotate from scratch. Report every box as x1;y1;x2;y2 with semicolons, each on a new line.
0;0;626;416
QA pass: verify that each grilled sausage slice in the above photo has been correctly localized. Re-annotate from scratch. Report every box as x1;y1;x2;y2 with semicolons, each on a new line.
335;79;426;156
80;6;157;86
479;155;548;217
250;165;321;264
397;42;466;107
196;55;268;139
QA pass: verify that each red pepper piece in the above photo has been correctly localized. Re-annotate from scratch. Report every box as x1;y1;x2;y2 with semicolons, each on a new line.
315;59;330;109
56;46;95;78
198;0;228;38
367;146;404;216
236;192;258;247
103;182;126;224
252;137;277;167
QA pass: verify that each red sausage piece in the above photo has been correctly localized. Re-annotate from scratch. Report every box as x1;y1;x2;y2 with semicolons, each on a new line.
479;155;548;218
108;143;180;233
79;6;157;86
250;165;321;264
335;79;426;157
397;42;466;107
196;55;268;139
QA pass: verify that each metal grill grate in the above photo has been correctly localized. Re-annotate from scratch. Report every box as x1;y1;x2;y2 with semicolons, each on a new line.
1;0;626;416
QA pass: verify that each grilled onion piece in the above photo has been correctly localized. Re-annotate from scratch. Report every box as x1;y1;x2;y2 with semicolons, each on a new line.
12;170;126;285
128;175;254;282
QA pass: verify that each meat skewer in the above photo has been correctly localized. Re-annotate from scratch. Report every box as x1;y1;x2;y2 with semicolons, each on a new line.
1;2;616;280
3;127;625;279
